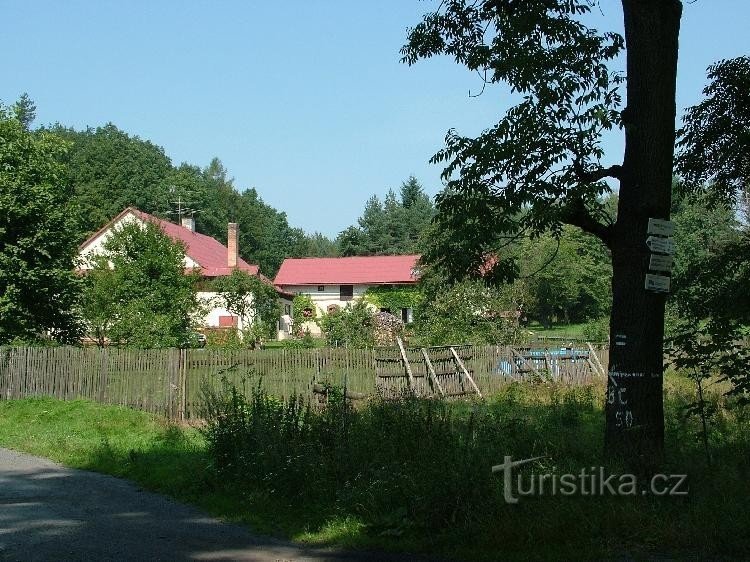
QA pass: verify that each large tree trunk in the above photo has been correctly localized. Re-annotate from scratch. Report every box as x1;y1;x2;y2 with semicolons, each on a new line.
604;0;682;468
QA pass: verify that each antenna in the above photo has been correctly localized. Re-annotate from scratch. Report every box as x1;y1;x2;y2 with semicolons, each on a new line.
165;185;201;223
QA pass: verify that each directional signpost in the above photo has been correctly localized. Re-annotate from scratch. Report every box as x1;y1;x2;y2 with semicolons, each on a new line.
645;274;670;293
646;235;675;255
645;218;675;293
649;254;673;272
647;218;675;237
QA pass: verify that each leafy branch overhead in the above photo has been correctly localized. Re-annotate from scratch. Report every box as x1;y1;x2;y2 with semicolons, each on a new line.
401;0;624;281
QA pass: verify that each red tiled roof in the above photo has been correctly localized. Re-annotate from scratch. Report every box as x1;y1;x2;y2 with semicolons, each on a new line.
274;255;420;286
80;208;260;278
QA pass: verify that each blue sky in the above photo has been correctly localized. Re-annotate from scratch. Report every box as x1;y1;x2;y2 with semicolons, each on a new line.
2;1;748;237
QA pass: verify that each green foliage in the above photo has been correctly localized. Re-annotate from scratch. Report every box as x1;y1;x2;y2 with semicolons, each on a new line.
401;1;623;282
46;124;316;276
211;270;280;342
50;123;174;235
197;378;750;559
581;316;609;343
415;279;523;346
363;285;422;315
319;301;375;348
0;100;82;344
81;221;200;347
1;382;750;560
291;294;317;337
672;57;750;402
676;56;750;209
519;226;611;327
336;176;434;256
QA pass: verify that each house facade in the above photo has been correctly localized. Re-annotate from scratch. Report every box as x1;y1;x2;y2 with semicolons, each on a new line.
274;255;420;338
78;207;289;336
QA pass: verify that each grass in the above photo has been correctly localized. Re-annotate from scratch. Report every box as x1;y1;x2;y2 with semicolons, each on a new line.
0;375;748;561
526;321;588;338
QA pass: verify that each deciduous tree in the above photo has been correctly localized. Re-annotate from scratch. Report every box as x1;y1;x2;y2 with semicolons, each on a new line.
0;100;81;344
403;0;683;464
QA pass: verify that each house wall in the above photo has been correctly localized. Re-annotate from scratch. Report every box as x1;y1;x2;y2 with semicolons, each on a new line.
78;212;199;270
277;284;415;337
196;291;255;332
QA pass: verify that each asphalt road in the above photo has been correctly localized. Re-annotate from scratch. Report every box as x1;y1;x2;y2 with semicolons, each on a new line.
0;448;425;562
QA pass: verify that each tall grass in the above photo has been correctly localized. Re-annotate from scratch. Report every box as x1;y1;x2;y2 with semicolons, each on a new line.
0;374;747;560
199;375;749;559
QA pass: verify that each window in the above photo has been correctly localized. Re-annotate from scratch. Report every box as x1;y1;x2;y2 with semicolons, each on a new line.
284;304;291;315
401;308;413;324
340;284;354;301
317;285;325;292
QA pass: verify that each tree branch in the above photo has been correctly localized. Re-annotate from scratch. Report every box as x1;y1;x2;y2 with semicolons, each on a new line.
573;160;623;183
560;197;613;246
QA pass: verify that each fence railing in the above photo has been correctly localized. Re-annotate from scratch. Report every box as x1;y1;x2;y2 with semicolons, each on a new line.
0;344;609;420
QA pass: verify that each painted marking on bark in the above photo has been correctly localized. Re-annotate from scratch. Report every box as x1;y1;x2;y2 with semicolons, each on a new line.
614;334;627;347
615;409;634;428
608;370;646;378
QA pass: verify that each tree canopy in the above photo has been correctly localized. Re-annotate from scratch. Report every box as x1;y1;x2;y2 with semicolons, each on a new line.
80;221;200;348
403;0;684;463
0;101;81;344
336;176;435;256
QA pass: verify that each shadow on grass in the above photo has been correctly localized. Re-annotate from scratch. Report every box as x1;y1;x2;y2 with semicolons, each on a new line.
70;380;750;562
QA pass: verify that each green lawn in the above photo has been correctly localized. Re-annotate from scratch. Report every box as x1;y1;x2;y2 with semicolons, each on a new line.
525;321;588;338
0;377;747;561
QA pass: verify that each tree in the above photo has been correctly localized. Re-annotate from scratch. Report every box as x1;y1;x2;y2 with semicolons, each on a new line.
212;269;280;344
519;226;611;327
415;279;523;346
81;221;200;347
0;100;81;344
673;57;750;402
402;0;683;464
12;93;36;130
675;56;750;212
336;177;435;256
49;123;174;234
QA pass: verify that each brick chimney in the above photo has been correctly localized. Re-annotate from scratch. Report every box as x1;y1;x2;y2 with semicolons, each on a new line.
227;223;238;268
181;216;195;232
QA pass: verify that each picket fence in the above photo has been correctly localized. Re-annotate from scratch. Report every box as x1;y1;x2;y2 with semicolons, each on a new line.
0;344;609;420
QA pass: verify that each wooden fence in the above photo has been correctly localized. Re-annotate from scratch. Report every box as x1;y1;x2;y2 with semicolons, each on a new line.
0;344;609;420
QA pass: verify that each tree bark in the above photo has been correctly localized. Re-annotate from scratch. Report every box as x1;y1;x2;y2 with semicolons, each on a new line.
604;0;682;468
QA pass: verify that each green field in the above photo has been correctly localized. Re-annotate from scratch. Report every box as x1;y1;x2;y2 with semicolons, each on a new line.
0;375;747;561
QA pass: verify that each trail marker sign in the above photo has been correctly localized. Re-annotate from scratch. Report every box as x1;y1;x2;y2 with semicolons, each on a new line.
646;236;675;255
645;274;670;293
649;254;674;272
647;218;675;237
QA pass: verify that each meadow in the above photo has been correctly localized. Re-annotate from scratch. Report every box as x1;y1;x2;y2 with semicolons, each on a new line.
0;373;747;561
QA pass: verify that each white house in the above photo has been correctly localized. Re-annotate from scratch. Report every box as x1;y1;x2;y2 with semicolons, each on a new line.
273;255;420;338
78;207;290;336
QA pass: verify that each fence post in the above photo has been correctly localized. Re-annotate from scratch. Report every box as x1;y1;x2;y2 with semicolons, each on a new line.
98;348;108;403
179;348;187;421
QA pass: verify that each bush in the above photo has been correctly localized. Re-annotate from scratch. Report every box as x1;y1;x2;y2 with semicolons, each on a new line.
319;301;375;348
582;316;609;342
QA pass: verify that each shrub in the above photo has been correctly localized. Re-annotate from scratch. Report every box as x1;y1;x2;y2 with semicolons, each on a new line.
319;301;375;348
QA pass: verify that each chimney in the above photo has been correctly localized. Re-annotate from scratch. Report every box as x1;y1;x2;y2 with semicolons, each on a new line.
181;216;195;232
227;222;238;268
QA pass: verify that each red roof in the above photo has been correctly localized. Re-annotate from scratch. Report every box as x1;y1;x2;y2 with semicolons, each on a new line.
81;208;260;278
274;255;420;286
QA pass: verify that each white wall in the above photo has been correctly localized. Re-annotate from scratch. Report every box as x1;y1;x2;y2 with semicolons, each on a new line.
279;284;414;336
196;291;255;331
78;212;199;270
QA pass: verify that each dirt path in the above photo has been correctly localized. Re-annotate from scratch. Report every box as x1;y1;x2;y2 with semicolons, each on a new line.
0;448;427;561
